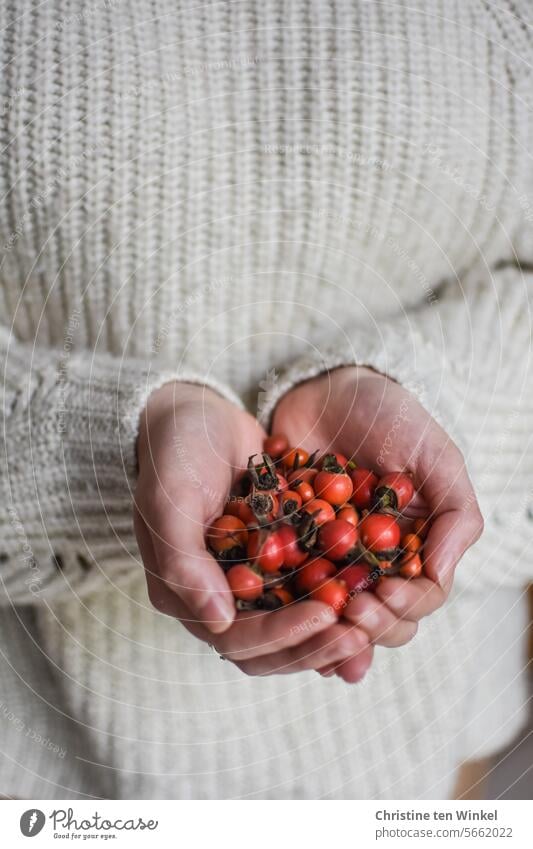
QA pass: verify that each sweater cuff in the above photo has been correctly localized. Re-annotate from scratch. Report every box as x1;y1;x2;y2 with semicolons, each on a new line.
1;351;243;601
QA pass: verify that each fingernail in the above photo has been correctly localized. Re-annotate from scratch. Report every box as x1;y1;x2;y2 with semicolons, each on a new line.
435;555;457;587
200;595;234;632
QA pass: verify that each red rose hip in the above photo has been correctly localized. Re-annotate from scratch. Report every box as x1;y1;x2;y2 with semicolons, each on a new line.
227;565;263;601
359;513;401;553
263;433;289;459
337;505;359;526
337;564;374;595
375;472;414;511
295;557;336;594
314;469;353;506
247;530;285;573
276;523;309;568
302;498;336;526
317;519;358;561
350;469;378;509
207;516;248;552
399;552;423;579
311;578;349;613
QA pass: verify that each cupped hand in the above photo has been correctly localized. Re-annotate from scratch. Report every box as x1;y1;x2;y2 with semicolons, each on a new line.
272;366;484;665
134;382;372;680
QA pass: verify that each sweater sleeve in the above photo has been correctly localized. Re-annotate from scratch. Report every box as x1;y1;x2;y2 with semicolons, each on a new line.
0;331;243;603
258;258;533;589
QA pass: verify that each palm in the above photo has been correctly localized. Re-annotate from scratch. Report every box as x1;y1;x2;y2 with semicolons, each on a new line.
162;400;267;528
273;366;483;633
273;367;437;511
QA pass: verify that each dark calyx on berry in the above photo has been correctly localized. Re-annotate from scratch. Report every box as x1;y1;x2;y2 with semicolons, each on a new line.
321;453;345;474
247;453;279;491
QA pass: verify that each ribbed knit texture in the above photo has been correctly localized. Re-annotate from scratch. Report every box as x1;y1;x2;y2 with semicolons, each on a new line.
0;0;532;798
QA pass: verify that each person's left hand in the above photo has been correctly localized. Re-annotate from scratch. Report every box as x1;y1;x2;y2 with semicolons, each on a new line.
271;365;484;677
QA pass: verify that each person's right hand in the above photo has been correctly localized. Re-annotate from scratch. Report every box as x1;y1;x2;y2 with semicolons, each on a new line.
134;382;372;680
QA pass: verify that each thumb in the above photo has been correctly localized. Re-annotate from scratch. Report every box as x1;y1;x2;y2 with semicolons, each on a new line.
140;490;236;634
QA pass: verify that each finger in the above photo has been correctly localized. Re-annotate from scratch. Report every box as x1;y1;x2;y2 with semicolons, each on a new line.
143;568;233;651
234;623;369;676
143;567;194;619
138;490;235;634
135;507;208;624
343;592;418;647
334;643;374;684
417;441;484;587
135;508;191;617
375;574;449;621
215;601;338;661
399;490;428;516
317;663;337;678
423;508;483;588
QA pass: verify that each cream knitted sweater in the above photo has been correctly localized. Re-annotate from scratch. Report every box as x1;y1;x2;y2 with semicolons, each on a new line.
0;0;532;799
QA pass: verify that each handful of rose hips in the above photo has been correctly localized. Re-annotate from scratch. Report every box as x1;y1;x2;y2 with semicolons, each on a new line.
206;434;428;615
